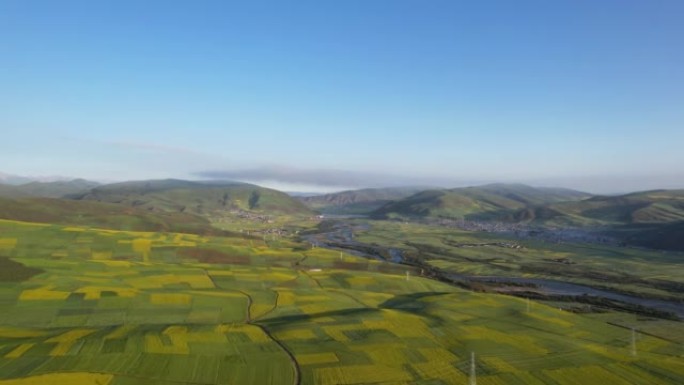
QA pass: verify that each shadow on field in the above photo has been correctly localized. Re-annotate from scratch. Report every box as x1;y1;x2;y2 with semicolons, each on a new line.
378;292;450;313
258;307;379;328
0;256;43;282
378;292;449;325
258;292;449;329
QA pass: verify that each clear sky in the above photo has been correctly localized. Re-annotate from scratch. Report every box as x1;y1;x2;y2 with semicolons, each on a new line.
2;0;683;193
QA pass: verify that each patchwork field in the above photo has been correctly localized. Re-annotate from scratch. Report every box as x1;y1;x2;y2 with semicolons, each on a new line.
351;220;684;301
0;219;682;384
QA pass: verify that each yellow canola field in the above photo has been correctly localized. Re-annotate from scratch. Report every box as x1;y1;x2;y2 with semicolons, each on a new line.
276;290;296;306
375;310;435;339
19;288;71;301
75;286;138;300
215;324;271;343
0;373;113;385
150;293;192;305
0;327;46;338
526;310;574;328
207;270;234;276
104;325;137;340
126;274;214;289
346;276;375;286
543;365;634;385
461;325;548;355
0;238;18;249
411;360;468;384
314;364;413;385
63;227;87;232
90;251;113;260
46;329;96;356
261;271;297;282
144;325;250;355
418;348;459;363
359;345;413;366
297;352;339;365
4;344;34;358
276;328;317;340
144;334;189;355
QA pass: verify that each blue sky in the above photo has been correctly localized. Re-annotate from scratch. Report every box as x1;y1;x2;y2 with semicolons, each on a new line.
2;0;683;193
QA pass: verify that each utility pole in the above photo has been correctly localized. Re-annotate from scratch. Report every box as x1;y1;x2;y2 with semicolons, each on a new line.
469;352;477;385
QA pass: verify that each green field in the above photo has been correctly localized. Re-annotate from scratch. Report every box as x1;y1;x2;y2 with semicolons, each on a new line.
351;220;684;302
0;219;682;384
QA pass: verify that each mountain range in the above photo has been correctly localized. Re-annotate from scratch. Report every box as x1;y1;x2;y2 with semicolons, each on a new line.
1;176;682;250
75;179;313;216
369;184;684;228
371;183;591;221
301;183;684;250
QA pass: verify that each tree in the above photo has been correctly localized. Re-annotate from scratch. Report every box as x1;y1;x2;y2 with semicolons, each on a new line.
248;191;260;210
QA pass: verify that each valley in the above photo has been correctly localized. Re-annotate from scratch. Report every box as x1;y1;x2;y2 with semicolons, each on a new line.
5;3;682;383
0;179;682;384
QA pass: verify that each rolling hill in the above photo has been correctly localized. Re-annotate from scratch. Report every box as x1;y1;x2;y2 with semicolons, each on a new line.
371;185;684;250
372;183;591;221
299;187;428;214
0;179;99;199
73;179;315;217
545;189;684;225
0;197;224;234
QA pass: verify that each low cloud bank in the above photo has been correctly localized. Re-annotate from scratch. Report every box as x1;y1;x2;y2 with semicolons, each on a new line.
193;166;684;195
192;167;468;193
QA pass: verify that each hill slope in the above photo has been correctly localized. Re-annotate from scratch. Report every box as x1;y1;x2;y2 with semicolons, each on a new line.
300;187;427;214
0;179;99;199
372;184;591;220
544;189;684;226
0;197;223;234
74;179;315;217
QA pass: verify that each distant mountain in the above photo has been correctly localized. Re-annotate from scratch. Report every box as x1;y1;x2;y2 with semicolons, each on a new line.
73;179;315;216
0;197;222;234
372;184;591;220
0;179;100;199
0;172;33;185
300;187;429;215
371;185;684;250
0;184;20;198
0;172;76;185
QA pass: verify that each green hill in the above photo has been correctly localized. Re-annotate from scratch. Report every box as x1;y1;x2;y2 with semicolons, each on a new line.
0;197;222;234
372;184;591;220
300;187;428;215
544;189;684;226
74;179;315;217
373;185;684;226
371;186;684;251
0;179;99;199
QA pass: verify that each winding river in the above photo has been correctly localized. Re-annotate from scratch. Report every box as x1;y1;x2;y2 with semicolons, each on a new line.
304;221;684;319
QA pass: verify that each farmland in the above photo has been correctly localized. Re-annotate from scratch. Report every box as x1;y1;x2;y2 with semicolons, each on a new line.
344;220;684;304
0;218;682;384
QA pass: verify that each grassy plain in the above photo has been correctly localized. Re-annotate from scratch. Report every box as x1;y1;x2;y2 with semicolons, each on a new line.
0;219;682;384
353;220;684;301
